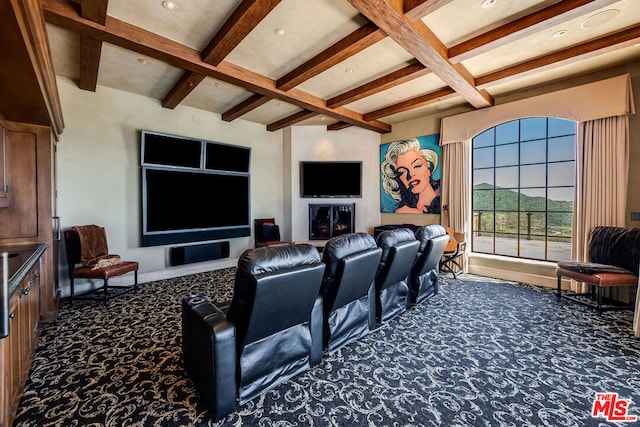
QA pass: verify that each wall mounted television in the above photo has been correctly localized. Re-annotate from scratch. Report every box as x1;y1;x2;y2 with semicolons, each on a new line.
141;130;251;247
300;161;362;198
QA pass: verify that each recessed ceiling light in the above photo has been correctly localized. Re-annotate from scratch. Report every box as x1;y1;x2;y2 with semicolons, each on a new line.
581;9;619;29
275;28;285;36
138;58;149;65
214;82;222;88
162;1;177;11
481;0;497;9
345;68;354;73
552;29;568;39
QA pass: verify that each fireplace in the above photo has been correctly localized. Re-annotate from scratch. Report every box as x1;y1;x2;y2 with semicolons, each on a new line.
309;204;355;240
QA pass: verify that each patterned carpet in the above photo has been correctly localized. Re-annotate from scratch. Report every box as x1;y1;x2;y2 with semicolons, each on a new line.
13;269;640;426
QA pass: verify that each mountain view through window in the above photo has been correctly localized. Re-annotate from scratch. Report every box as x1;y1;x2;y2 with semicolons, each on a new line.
472;117;576;261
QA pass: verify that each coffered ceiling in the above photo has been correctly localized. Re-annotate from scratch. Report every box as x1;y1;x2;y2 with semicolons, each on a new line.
42;0;640;134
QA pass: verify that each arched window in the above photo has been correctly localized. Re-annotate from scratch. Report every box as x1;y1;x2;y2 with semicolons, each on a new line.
471;117;575;262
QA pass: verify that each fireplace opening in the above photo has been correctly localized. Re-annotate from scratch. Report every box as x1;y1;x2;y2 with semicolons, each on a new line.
309;204;355;240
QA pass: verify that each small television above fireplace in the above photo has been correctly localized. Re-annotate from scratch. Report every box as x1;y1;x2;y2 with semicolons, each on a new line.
300;161;362;198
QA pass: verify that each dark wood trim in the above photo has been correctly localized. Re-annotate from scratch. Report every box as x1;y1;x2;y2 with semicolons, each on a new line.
42;0;391;133
347;0;493;109
267;110;317;131
476;24;640;88
5;0;64;139
327;121;353;131
448;0;620;62
222;94;270;122
77;0;108;91
327;60;429;108
201;0;281;66
162;72;206;109
276;22;386;91
363;87;457;121
404;0;455;21
78;35;102;91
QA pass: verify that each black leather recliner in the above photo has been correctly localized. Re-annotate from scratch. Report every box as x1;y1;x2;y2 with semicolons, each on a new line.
411;224;449;305
320;232;382;353
181;244;325;420
374;228;420;323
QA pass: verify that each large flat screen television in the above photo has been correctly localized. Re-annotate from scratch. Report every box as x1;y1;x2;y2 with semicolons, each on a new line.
140;130;251;247
300;161;362;198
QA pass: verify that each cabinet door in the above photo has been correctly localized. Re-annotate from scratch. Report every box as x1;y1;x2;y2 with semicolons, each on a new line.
0;129;37;238
0;127;9;208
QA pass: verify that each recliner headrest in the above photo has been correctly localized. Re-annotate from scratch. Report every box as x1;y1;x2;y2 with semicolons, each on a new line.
237;244;321;277
376;228;417;263
415;224;447;252
376;228;416;248
322;232;377;278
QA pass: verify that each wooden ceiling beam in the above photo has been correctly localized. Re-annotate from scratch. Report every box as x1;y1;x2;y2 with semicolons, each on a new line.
327;121;353;131
327;60;430;108
363;87;456;121
201;0;281;66
162;72;206;109
404;0;455;22
266;110;317;132
449;0;621;63
166;0;280;110
42;0;391;133
347;0;493;109
78;0;108;91
277;21;386;91
222;94;270;121
476;24;640;88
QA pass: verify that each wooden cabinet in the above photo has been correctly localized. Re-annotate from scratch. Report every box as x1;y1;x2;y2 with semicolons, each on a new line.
0;128;9;208
0;122;57;322
0;254;41;427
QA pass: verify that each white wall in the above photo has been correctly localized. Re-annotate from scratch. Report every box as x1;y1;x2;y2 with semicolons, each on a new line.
56;77;283;293
56;79;382;295
284;126;381;242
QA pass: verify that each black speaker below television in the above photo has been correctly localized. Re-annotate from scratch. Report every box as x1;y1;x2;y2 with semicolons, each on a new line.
169;241;230;266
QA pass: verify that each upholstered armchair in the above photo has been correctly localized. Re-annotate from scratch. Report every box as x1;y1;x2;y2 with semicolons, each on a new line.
181;244;325;420
411;224;449;305
320;232;382;353
374;228;420;324
254;218;289;247
63;225;138;303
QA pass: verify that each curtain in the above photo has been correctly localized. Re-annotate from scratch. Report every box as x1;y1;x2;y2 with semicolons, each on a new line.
441;140;471;271
573;115;638;337
573;115;629;262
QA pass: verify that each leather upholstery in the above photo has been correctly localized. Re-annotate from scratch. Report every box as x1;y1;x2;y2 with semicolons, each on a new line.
182;244;325;418
375;228;420;323
411;225;448;304
555;226;640;314
587;226;640;274
254;218;289;247
181;297;236;421
320;233;382;353
555;226;640;287
64;227;138;302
